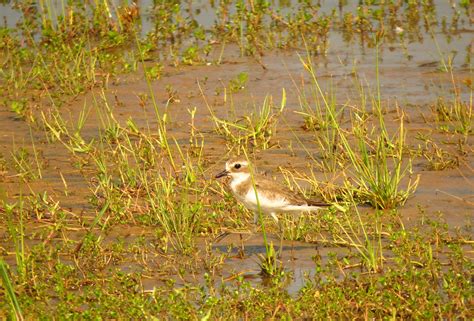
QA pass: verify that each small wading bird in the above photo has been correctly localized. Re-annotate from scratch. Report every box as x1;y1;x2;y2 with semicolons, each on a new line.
215;158;330;226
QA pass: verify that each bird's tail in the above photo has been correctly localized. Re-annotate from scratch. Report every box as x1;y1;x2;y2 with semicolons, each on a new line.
306;199;331;207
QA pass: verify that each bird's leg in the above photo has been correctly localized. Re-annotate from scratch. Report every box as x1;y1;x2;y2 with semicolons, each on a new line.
251;212;261;234
270;212;279;225
238;233;245;258
270;212;282;234
270;212;284;259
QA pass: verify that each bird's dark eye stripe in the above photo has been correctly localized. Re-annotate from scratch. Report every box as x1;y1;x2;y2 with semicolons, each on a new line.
234;163;241;169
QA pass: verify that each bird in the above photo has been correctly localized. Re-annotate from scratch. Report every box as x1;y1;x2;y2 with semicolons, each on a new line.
215;158;330;225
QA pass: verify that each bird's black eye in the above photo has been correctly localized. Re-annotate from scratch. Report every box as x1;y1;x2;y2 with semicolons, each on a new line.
234;163;241;169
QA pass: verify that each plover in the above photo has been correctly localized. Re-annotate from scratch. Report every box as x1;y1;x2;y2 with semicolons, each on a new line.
215;158;329;224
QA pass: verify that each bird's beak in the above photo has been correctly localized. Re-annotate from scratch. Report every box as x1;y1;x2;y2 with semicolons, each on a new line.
215;169;229;179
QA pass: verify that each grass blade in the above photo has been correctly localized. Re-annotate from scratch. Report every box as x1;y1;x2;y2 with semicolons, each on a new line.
0;260;24;321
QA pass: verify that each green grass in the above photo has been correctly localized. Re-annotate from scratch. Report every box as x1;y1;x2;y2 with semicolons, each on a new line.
0;1;472;319
205;87;286;151
0;260;23;320
297;46;420;209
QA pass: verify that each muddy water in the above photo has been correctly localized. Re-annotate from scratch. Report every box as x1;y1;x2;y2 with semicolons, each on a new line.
1;2;473;295
207;233;353;295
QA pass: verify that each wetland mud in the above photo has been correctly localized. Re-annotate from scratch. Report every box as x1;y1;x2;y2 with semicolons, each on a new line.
0;0;472;319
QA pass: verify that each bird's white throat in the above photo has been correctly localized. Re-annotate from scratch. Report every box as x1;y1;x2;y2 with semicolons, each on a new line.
229;172;250;192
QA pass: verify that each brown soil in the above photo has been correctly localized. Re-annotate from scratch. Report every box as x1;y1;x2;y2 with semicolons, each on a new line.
0;30;472;292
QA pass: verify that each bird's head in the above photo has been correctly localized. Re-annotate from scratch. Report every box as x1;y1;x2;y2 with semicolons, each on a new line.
215;159;250;179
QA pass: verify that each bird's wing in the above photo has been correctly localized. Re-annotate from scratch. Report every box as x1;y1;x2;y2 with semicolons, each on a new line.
254;175;319;206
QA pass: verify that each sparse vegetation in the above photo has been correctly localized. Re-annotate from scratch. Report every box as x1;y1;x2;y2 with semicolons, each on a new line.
0;1;472;319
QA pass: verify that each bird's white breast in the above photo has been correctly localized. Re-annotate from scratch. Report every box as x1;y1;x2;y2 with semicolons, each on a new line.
243;188;289;213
